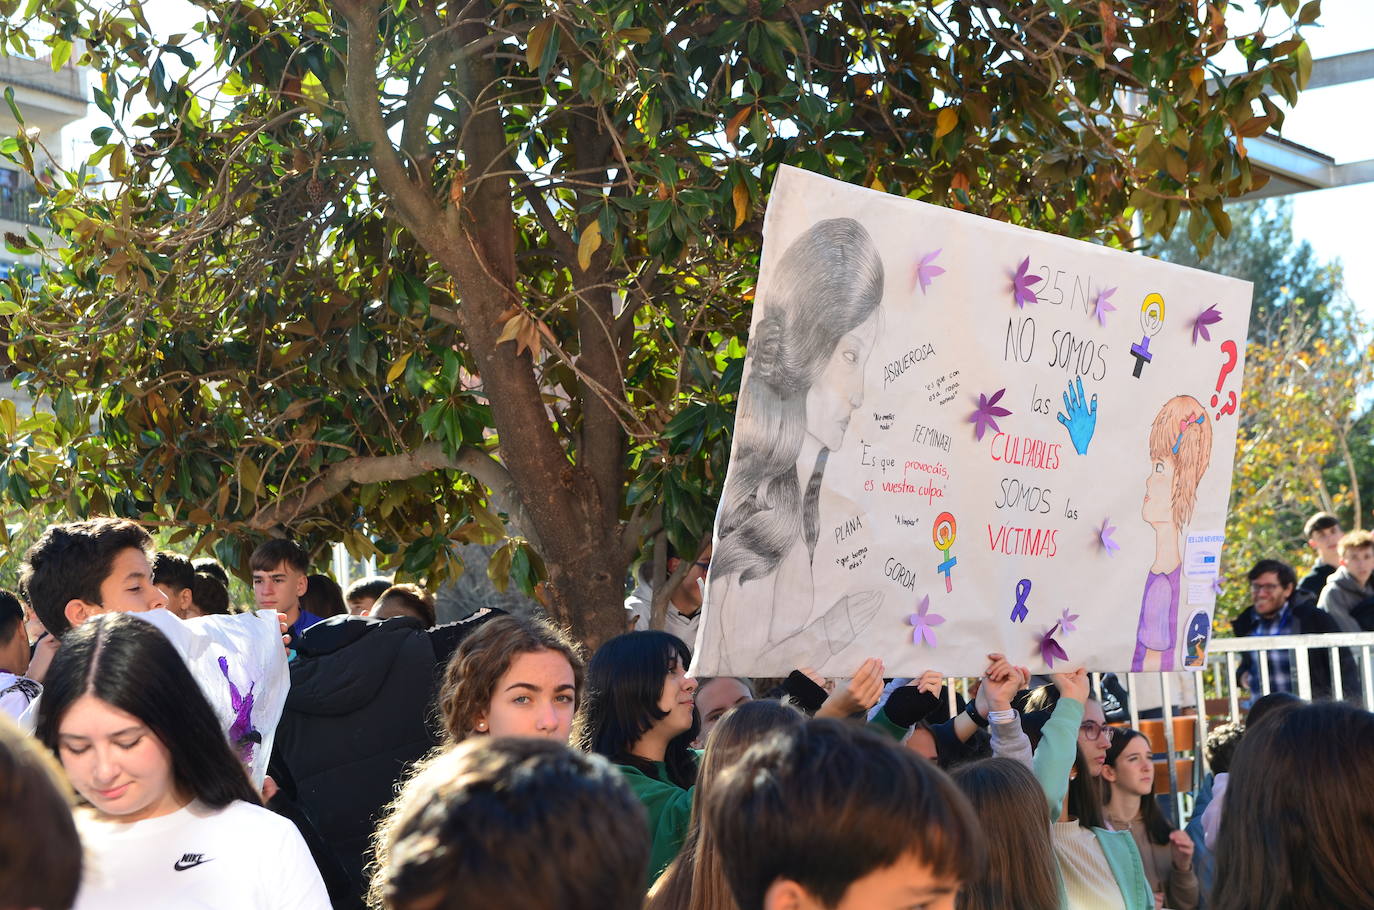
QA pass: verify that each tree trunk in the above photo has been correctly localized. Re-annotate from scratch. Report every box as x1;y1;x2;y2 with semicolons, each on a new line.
341;4;632;651
545;539;629;649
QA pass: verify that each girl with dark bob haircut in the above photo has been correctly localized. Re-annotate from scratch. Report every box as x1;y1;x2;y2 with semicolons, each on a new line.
35;613;329;908
1212;700;1374;910
573;631;699;884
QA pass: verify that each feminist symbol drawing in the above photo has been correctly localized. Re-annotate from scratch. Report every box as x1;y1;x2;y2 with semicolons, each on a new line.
933;512;958;593
1010;578;1031;623
1129;292;1165;378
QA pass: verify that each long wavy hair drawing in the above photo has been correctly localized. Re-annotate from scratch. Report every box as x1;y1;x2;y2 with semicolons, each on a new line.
714;217;885;583
703;216;886;673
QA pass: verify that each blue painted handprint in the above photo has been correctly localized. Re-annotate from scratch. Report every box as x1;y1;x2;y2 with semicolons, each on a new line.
1056;376;1097;455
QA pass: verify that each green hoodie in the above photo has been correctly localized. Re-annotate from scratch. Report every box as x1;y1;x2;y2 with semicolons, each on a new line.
616;760;695;888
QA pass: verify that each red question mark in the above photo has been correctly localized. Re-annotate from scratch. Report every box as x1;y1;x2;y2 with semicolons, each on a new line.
1211;340;1238;420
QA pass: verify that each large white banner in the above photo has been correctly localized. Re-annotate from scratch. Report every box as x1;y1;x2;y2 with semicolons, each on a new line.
693;166;1253;677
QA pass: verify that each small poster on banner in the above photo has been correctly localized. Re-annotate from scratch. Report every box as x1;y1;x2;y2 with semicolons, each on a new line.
1185;532;1225;579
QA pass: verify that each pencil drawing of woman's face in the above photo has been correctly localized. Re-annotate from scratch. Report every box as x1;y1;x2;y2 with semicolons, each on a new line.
804;311;880;452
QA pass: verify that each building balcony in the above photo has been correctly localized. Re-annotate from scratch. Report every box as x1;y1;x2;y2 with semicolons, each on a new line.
0;54;86;107
0;52;90;157
0;186;46;229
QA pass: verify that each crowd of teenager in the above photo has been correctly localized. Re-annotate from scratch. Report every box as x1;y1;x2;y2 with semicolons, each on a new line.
0;517;1372;910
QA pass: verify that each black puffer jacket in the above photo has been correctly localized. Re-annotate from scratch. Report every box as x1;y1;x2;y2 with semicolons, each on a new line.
272;610;498;900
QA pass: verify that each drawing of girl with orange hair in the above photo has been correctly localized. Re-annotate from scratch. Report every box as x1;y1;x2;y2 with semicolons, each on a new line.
1132;395;1213;672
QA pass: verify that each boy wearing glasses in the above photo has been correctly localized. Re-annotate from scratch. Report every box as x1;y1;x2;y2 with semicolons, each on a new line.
1231;558;1355;699
624;543;711;644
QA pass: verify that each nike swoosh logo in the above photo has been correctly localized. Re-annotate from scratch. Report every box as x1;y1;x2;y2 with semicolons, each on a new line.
174;858;212;871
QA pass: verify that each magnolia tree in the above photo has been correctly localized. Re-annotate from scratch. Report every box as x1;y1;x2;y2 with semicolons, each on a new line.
0;0;1316;644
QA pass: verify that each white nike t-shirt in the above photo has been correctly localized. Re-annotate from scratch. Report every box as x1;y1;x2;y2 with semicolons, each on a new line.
74;799;330;909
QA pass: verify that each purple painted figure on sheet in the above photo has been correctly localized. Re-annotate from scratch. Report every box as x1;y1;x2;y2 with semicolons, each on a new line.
218;655;259;764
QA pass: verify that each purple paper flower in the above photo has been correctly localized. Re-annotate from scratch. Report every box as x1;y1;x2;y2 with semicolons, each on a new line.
969;388;1012;441
1093;286;1118;326
1011;257;1042;309
1099;518;1120;556
1038;623;1068;668
912;249;946;294
1059;608;1079;634
907;594;945;648
1193;305;1223;344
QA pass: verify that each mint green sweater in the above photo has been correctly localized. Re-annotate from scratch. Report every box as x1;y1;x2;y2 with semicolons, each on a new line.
1033;698;1154;910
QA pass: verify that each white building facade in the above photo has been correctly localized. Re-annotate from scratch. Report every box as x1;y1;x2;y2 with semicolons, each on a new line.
0;51;88;278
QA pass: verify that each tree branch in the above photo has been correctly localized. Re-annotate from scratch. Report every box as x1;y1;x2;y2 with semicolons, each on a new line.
622;496;663;564
336;0;442;232
614;256;663;342
519;180;578;264
454;16;542;61
248;441;538;549
401;38;464;165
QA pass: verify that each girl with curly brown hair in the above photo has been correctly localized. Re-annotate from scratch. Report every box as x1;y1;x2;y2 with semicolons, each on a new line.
436;614;584;744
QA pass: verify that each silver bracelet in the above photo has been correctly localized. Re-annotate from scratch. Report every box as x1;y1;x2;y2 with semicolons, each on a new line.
987;708;1018;725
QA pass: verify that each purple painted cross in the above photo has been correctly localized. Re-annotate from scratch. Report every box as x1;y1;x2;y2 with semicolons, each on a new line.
1129;335;1153;378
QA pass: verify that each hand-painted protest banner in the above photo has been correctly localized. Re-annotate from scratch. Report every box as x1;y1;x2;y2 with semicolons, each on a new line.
692;166;1253;677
